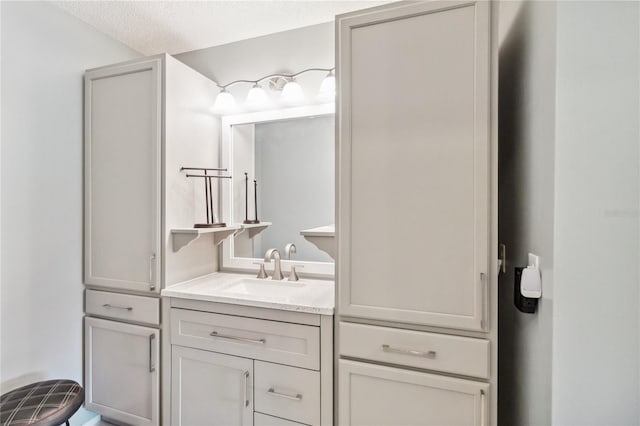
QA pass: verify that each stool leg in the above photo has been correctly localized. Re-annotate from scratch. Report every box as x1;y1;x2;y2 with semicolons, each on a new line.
66;421;70;426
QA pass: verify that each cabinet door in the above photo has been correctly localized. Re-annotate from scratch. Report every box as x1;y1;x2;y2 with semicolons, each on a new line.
84;58;162;293
171;346;253;426
339;360;488;426
84;317;159;426
337;1;492;331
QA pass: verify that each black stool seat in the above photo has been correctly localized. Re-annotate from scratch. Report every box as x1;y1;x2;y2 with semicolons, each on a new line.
0;380;84;426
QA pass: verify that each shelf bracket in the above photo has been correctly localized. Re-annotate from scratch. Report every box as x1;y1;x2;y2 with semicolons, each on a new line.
171;226;241;252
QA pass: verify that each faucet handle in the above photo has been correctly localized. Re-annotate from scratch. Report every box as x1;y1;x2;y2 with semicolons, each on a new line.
288;264;304;282
285;243;296;260
253;262;268;279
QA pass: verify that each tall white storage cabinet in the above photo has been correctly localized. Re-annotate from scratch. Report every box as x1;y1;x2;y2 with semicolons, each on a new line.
336;1;498;425
84;54;221;425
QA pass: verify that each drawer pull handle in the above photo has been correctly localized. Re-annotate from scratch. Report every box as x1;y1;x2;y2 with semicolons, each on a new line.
209;331;266;345
267;388;303;401
382;344;436;359
149;334;156;373
102;304;133;311
243;371;250;407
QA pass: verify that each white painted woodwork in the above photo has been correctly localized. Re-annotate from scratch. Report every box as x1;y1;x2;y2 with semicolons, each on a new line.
170;308;320;369
338;360;489;426
170;297;322;326
254;361;320;426
84;58;162;294
84;317;159;426
339;322;490;379
163;54;223;286
337;0;492;331
170;226;241;252
319;314;333;426
86;289;160;325
254;413;306;426
171;346;253;426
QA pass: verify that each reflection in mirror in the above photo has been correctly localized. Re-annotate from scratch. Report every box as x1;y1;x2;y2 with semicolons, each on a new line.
231;114;334;263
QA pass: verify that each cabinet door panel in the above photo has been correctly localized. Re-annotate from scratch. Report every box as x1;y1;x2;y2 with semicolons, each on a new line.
338;360;488;426
337;1;491;331
84;317;159;426
171;346;253;426
84;59;161;293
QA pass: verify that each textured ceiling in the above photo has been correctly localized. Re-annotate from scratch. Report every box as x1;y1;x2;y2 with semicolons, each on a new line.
52;0;391;55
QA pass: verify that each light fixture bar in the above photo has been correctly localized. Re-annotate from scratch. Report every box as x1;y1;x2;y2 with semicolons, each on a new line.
218;67;335;90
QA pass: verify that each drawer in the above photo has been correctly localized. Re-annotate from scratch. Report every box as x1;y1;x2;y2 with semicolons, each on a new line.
254;361;320;426
254;413;306;426
171;309;320;370
86;289;159;325
339;322;490;379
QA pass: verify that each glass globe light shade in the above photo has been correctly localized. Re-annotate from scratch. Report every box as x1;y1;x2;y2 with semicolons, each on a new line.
317;72;336;101
245;84;270;110
280;80;305;105
212;89;237;114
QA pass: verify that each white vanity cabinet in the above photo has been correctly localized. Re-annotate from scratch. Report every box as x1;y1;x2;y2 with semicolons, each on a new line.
171;346;253;426
338;360;488;426
336;1;498;425
165;298;333;426
84;54;222;425
84;317;159;426
84;58;162;294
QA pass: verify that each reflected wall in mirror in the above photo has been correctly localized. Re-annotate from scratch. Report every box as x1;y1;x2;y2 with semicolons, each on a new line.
221;105;335;276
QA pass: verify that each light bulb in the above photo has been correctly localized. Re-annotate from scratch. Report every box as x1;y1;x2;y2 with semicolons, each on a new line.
280;79;305;105
245;84;269;110
212;89;237;114
317;71;335;102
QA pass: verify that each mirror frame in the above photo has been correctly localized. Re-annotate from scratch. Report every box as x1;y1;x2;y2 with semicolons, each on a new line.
219;103;335;278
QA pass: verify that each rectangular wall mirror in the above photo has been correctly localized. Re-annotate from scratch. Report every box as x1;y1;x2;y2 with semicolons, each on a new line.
220;104;335;277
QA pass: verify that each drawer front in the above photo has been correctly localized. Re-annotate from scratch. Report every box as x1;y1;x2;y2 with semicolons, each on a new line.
254;413;306;426
339;322;490;379
171;309;320;370
338;359;489;426
254;361;320;426
86;290;159;325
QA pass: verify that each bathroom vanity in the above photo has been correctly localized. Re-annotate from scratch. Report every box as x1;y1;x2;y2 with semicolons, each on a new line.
335;1;498;425
161;273;334;426
83;52;335;425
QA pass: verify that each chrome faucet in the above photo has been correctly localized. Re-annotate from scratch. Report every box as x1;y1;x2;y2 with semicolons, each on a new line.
264;248;284;280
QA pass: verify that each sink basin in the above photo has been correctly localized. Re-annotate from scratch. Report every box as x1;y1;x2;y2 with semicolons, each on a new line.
162;272;335;314
218;278;308;299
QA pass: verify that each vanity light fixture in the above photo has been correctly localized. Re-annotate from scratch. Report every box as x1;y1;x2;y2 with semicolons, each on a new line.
317;70;336;101
280;79;305;105
212;67;335;115
245;83;270;110
212;88;237;114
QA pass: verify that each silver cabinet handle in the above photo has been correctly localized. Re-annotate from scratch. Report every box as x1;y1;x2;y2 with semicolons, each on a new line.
102;303;133;311
243;371;250;407
210;331;266;345
149;334;156;373
149;253;156;291
267;388;302;401
480;272;488;330
382;344;436;359
480;389;486;426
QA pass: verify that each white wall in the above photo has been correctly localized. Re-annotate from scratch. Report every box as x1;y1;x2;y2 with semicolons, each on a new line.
175;22;334;103
498;1;556;425
1;1;140;391
553;2;640;424
500;1;640;424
